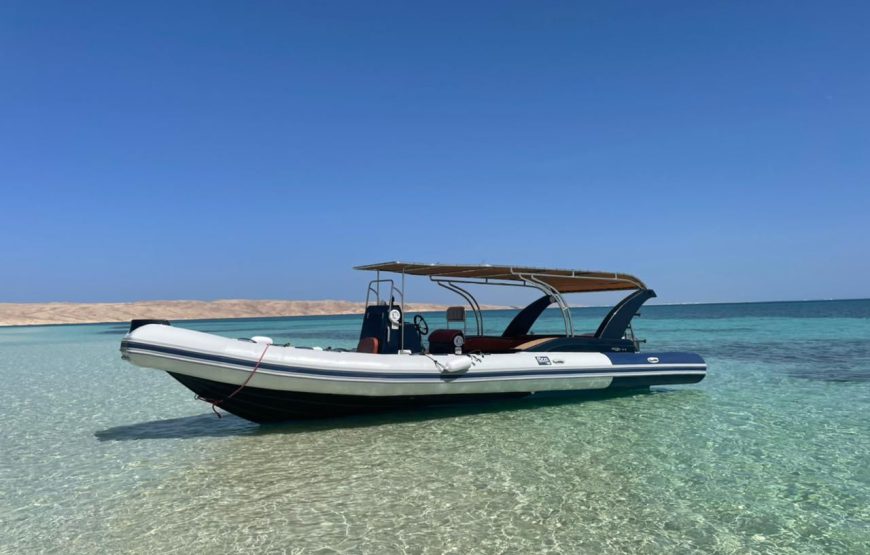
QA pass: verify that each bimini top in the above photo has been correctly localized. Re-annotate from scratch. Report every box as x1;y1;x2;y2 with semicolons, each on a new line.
354;261;645;293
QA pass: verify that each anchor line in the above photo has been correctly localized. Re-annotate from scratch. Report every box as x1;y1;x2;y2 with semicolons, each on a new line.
197;343;271;418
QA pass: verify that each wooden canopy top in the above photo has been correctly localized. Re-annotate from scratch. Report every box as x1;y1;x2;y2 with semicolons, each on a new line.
354;261;646;293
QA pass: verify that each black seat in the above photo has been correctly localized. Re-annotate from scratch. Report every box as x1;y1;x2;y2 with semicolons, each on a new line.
428;329;464;354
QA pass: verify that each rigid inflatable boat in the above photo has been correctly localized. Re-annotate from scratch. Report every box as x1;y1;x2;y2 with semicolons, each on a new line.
120;262;706;423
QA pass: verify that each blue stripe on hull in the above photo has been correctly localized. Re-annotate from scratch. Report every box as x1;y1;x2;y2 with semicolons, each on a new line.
605;352;706;366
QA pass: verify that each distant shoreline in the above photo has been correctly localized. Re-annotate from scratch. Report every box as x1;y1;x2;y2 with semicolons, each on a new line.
1;297;866;328
0;299;509;328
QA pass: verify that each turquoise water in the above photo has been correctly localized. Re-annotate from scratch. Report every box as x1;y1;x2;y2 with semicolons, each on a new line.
1;300;869;553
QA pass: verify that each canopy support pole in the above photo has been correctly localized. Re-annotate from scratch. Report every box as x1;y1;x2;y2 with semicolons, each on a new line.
519;274;574;337
400;271;405;351
433;279;483;335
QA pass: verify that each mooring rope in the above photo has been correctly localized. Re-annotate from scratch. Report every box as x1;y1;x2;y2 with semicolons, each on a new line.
422;351;483;373
421;351;448;372
197;343;271;418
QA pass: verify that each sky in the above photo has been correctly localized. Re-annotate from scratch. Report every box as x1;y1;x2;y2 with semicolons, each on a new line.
1;1;868;304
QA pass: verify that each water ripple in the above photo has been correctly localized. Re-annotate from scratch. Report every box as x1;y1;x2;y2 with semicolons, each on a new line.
3;302;870;553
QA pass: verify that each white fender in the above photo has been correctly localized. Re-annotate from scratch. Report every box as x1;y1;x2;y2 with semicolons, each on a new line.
441;357;473;374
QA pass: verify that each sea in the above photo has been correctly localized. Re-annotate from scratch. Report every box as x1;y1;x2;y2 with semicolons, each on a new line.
1;300;868;554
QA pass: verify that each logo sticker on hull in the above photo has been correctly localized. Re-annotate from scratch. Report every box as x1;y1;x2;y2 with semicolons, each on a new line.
535;356;552;366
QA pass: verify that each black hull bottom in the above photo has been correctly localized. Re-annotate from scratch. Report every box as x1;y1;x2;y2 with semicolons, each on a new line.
169;373;530;422
610;374;705;388
167;372;700;424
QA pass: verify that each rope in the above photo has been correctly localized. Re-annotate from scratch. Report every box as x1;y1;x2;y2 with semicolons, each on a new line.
197;343;271;418
421;352;448;372
422;351;483;373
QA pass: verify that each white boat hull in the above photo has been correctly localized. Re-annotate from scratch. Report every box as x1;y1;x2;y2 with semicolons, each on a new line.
121;324;706;422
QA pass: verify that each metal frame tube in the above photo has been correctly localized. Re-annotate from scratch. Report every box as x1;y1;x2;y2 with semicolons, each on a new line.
449;283;481;334
365;279;404;307
433;279;483;335
518;273;574;336
361;265;642;340
430;276;577;336
400;271;405;350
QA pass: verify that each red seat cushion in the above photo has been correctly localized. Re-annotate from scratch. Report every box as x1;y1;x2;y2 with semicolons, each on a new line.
428;329;464;354
463;336;557;353
463;336;525;353
357;337;379;353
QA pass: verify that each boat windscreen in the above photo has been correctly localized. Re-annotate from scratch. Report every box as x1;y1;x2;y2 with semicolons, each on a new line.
502;295;553;337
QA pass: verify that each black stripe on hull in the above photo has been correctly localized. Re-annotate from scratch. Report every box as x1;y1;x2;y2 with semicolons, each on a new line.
167;372;699;423
609;373;706;388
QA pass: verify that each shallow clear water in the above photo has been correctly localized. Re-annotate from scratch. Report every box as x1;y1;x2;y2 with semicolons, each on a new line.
1;301;869;554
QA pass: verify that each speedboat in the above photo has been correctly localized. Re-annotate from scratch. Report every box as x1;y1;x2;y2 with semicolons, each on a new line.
120;262;706;422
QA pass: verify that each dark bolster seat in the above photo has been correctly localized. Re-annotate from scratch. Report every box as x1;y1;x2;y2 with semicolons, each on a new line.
428;333;552;354
428;329;464;354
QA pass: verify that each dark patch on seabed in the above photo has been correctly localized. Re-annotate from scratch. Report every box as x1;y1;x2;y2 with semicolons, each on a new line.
709;339;870;362
639;298;870;320
704;339;870;382
786;366;870;383
671;327;756;334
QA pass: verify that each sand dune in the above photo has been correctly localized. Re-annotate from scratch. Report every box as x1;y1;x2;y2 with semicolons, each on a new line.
0;299;507;327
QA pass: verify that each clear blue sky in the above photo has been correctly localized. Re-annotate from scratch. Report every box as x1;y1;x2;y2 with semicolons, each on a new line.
1;1;868;304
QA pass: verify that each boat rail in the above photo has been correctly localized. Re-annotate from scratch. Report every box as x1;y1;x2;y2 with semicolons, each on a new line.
432;279;483;335
364;277;404;307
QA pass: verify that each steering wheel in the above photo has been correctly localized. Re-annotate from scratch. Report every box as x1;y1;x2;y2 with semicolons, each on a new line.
413;314;429;336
